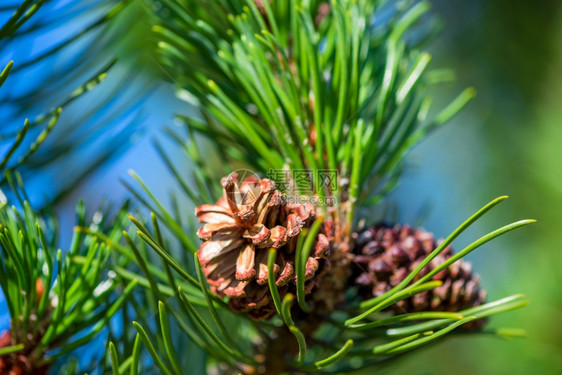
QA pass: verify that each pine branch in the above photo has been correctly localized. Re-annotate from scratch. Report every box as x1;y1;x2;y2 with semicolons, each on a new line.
151;0;473;229
113;193;532;374
98;1;536;374
0;181;136;373
0;0;153;205
0;1;534;374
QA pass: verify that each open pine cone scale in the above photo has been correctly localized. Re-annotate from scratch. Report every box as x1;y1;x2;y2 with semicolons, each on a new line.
195;173;333;319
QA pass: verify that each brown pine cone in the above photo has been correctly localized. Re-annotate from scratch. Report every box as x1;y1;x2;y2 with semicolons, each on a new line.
351;223;487;329
0;331;49;375
0;278;51;375
196;173;334;319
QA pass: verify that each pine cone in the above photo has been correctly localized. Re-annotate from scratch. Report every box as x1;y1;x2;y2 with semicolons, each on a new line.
351;223;487;329
0;331;49;375
196;173;333;319
0;279;51;374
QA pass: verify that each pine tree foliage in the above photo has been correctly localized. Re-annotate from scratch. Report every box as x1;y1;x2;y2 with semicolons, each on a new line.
98;1;534;374
0;178;136;373
111;177;532;374
0;1;149;372
152;0;474;226
0;0;536;374
0;0;151;205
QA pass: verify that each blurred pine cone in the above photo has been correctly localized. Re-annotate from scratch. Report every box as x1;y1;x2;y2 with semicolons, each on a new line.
0;331;49;375
196;173;334;319
351;223;487;329
0;279;50;374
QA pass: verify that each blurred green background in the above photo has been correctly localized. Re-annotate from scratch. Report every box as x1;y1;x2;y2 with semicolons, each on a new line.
384;0;562;373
